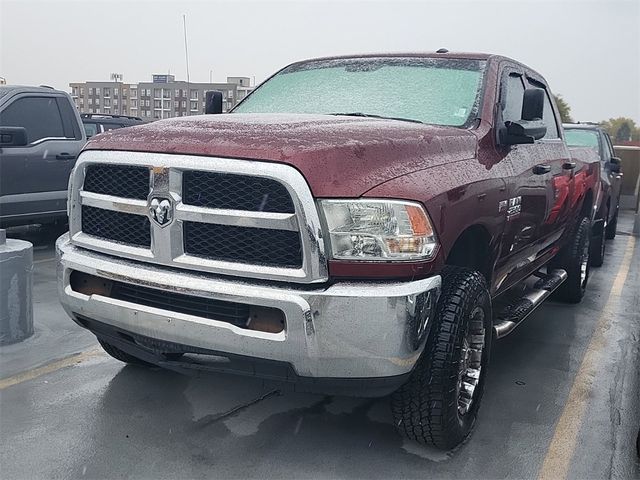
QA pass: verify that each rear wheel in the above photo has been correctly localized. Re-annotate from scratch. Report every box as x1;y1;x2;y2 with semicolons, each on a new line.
552;216;591;303
391;266;492;450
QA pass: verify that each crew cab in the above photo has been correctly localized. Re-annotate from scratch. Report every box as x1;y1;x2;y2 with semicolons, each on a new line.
56;52;601;450
564;123;623;266
0;86;86;228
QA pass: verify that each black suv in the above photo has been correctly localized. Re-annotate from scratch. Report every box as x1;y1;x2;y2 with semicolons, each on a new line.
0;86;86;228
81;113;144;139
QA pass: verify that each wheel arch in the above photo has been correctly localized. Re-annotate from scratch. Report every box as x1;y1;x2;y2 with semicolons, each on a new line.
445;224;494;283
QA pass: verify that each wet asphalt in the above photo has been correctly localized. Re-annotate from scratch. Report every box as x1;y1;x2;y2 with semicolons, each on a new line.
1;214;639;480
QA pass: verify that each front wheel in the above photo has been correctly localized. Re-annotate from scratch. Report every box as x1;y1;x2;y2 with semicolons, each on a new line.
391;266;492;450
552;216;591;303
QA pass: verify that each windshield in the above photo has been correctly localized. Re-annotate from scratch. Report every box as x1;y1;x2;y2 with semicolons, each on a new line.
233;57;486;127
565;128;600;149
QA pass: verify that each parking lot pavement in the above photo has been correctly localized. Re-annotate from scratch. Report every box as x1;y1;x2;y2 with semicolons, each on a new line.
1;214;639;480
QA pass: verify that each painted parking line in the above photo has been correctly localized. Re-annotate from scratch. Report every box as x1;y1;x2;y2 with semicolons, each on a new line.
0;347;103;390
33;257;56;264
538;235;637;480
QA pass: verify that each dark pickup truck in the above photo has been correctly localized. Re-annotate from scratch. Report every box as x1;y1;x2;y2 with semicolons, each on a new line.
56;52;601;449
0;86;85;228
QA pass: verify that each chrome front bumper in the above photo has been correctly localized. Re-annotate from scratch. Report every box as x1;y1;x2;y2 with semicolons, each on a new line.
57;234;440;382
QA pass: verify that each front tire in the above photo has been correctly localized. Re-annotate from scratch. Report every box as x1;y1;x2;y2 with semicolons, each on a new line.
391;266;492;450
98;339;154;367
552;216;591;303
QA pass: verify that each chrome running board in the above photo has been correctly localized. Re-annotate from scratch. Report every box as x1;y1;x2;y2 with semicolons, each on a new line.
493;269;568;339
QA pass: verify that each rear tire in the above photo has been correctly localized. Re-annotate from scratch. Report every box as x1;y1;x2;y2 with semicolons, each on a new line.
391;266;492;450
552;216;591;303
98;339;154;367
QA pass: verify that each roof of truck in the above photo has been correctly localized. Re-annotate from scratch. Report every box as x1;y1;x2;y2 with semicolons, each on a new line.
0;85;68;105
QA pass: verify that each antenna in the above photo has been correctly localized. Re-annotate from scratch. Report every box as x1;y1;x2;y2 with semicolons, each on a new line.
183;14;190;85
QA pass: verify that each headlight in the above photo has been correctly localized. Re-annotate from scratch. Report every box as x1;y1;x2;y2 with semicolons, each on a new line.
319;199;438;261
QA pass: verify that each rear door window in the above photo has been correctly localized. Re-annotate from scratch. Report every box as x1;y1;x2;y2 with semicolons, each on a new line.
0;96;65;144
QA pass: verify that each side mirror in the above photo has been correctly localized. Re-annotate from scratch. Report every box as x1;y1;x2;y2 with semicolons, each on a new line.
0;127;28;147
608;157;621;173
521;88;545;121
499;88;547;145
501;120;547;145
204;90;223;114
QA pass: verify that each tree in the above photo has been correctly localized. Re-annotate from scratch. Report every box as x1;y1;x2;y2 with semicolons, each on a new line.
600;117;640;143
553;94;573;123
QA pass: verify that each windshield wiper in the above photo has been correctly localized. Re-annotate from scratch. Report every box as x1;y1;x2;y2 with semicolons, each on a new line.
328;112;424;124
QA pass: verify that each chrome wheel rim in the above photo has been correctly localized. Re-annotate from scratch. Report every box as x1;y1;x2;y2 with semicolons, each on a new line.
457;306;485;416
580;237;590;286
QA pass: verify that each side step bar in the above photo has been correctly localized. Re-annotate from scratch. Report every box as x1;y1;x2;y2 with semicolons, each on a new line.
493;269;568;339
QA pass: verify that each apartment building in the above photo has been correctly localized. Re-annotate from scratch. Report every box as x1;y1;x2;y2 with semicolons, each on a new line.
70;75;253;120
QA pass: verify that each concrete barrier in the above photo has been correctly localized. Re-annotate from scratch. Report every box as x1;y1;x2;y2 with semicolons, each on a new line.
0;229;34;345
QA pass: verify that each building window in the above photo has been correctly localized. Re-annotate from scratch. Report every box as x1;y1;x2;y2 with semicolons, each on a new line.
154;100;162;109
104;98;111;106
227;90;233;99
96;87;101;95
131;89;137;98
71;86;78;96
114;88;119;96
190;101;198;110
153;88;161;98
88;98;93;105
80;87;84;96
181;100;186;108
190;90;198;100
103;88;111;97
131;100;137;107
89;88;94;95
95;98;100;105
163;100;170;109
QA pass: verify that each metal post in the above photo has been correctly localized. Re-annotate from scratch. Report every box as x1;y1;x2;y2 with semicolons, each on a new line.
0;229;34;345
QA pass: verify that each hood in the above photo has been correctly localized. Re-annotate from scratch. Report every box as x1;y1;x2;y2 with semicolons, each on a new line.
85;113;477;197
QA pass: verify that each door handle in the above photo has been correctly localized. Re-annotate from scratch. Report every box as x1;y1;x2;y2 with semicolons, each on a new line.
533;164;551;175
55;153;76;161
562;161;576;170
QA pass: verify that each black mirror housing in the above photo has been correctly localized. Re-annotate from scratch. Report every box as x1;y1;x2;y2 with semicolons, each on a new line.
204;90;223;114
501;120;547;145
0;127;28;147
522;88;545;121
608;160;621;173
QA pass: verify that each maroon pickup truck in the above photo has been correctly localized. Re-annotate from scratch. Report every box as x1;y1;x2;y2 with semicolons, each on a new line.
57;52;601;449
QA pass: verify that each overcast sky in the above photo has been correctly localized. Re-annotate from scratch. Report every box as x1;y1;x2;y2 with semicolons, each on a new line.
1;0;638;122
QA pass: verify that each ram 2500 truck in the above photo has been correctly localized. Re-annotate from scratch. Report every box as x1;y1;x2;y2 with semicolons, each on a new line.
57;52;601;450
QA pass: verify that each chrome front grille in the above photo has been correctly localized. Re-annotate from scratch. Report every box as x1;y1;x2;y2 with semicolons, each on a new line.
69;150;328;284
